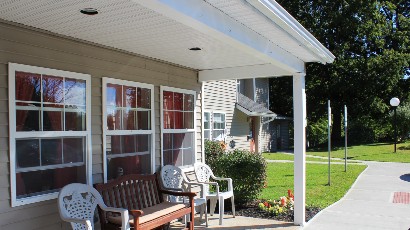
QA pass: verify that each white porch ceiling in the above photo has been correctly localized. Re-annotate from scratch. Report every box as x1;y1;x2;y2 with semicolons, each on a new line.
0;0;334;79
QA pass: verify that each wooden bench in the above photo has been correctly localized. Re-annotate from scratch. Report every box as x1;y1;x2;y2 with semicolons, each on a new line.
95;174;196;230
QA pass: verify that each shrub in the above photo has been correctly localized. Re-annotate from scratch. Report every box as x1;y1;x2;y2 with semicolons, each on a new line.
207;146;267;204
204;139;225;166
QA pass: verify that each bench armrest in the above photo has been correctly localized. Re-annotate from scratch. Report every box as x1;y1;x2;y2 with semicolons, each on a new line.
160;189;197;199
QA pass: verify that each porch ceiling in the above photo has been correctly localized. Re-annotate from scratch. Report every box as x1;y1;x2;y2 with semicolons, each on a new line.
0;0;334;79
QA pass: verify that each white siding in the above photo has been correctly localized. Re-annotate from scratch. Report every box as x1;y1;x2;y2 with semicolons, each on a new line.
255;78;271;152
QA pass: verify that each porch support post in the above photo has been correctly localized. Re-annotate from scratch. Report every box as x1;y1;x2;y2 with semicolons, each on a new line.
293;72;306;226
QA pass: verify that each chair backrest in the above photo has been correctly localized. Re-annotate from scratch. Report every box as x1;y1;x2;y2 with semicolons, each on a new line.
58;183;104;230
194;162;214;183
161;165;185;202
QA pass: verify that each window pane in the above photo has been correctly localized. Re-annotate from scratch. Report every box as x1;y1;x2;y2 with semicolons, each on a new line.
65;106;86;131
15;72;41;102
42;75;63;103
41;139;63;166
137;134;150;152
163;150;173;166
214;113;221;122
16;166;86;198
138;88;151;109
163;110;174;129
124;86;136;108
43;104;63;131
16;103;40;131
184;112;194;129
183;147;194;165
65;78;86;105
123;109;136;130
174;111;183;129
137;111;150;130
213;130;225;141
16;139;40;168
107;84;122;107
184;94;194;111
173;150;183;166
163;91;173;110
63;138;84;163
107;107;121;130
173;133;184;149
173;93;183;111
204;130;210;140
122;135;136;154
107;135;122;154
163;133;172;150
107;155;150;180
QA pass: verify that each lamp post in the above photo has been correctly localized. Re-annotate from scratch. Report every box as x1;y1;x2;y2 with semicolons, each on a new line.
390;97;400;153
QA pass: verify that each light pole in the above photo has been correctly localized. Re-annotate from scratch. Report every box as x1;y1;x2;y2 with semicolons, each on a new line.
390;97;400;153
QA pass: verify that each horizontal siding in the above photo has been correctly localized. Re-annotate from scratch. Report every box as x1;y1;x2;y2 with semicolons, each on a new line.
255;78;270;152
0;21;202;229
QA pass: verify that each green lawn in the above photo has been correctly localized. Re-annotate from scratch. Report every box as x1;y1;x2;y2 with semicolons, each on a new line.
260;162;367;208
263;153;344;162
307;141;410;162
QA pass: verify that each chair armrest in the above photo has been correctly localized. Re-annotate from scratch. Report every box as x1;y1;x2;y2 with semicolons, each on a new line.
61;217;92;230
213;177;233;191
99;205;130;230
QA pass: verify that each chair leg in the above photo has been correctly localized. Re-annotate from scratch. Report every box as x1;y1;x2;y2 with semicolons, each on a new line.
231;196;236;217
219;197;224;225
210;198;217;216
204;203;208;227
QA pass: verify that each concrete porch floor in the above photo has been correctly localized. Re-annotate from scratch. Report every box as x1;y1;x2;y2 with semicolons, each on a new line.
169;214;299;230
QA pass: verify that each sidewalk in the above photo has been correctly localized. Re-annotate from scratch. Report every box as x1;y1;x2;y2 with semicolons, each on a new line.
303;161;410;230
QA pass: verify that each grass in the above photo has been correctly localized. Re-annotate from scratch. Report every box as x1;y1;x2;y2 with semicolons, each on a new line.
307;141;410;163
263;153;344;163
259;162;367;208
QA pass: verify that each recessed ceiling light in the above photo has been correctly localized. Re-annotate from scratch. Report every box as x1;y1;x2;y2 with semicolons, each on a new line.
189;47;202;51
80;8;98;15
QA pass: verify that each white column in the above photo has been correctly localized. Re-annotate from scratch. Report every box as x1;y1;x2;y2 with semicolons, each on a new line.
293;72;306;226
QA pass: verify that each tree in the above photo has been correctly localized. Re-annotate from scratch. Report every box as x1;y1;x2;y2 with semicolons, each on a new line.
271;0;410;144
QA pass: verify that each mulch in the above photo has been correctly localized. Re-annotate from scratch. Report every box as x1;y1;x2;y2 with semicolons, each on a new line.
225;201;322;222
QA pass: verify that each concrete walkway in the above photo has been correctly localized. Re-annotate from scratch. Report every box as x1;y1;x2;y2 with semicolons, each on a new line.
304;161;410;230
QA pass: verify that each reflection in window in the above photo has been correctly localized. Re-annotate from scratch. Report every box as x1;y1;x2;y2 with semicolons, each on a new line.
10;63;90;206
104;78;154;181
162;87;196;167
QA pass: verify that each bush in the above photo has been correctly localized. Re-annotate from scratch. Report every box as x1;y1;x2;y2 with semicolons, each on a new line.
204;139;225;166
205;141;267;204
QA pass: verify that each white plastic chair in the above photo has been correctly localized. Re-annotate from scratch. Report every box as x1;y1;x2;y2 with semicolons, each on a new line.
58;183;130;230
194;162;235;225
161;165;208;226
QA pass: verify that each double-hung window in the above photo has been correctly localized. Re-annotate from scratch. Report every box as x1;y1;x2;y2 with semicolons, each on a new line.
212;113;226;141
203;112;226;141
103;78;154;181
9;63;91;207
161;86;196;166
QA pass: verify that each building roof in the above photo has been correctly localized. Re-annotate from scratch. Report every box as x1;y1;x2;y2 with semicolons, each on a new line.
236;93;276;117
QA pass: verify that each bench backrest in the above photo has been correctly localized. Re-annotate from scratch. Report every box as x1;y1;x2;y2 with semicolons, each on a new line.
95;174;164;224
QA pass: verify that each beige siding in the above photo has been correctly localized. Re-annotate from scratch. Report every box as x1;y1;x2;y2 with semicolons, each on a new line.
255;78;271;152
203;80;251;151
0;21;202;229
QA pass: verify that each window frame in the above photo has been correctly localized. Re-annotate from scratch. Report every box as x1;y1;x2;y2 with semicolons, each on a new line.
203;111;211;140
102;77;155;182
160;86;197;166
211;112;226;141
8;62;92;207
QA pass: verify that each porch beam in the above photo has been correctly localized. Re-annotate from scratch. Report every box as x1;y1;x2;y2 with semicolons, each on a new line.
134;0;305;73
198;64;292;82
293;72;306;226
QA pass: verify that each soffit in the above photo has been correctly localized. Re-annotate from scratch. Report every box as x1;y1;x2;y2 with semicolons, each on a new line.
0;0;329;73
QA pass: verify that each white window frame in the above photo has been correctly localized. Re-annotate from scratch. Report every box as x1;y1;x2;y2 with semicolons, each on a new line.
102;78;155;182
203;111;211;140
8;63;92;207
211;112;226;141
160;86;197;166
